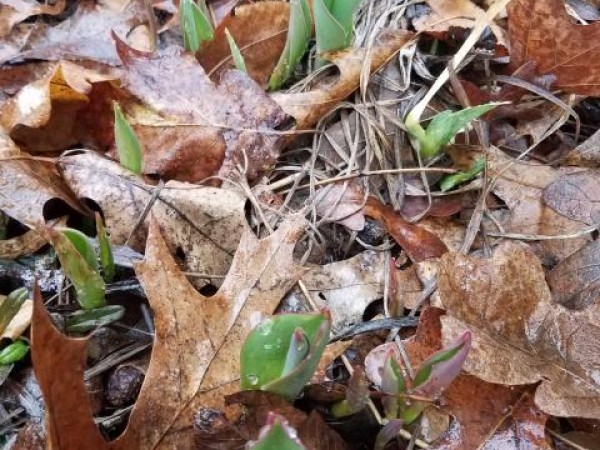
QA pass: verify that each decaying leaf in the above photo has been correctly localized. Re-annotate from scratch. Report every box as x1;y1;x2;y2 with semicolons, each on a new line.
292;250;385;333
314;182;366;231
198;1;290;86
0;230;46;259
4;0;153;65
0;294;32;340
115;36;290;182
364;197;448;262
271;30;413;132
0;0;65;37
547;240;600;310
449;145;589;261
414;0;507;47
543;170;600;226
32;215;308;449
59;151;247;286
438;242;600;419
508;0;600;95
564;128;600;168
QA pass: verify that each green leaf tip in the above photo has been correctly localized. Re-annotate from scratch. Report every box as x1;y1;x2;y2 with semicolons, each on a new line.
314;0;361;56
240;311;331;400
180;0;214;53
113;102;143;174
268;0;311;91
440;158;486;192
0;340;29;365
247;413;306;450
406;103;499;159
225;28;248;73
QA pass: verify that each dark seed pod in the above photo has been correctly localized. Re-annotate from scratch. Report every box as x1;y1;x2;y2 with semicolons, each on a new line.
105;364;145;408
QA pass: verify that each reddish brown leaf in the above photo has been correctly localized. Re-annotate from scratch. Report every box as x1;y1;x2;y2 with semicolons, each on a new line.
364;197;448;262
114;36;289;182
198;1;290;86
508;0;600;95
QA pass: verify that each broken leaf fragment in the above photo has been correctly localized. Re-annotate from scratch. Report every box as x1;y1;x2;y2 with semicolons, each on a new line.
241;312;331;401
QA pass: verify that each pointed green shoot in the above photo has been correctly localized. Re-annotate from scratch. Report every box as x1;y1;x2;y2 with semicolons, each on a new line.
313;0;361;55
180;0;214;53
114;102;143;174
95;213;115;282
0;340;29;365
440;158;486;192
381;352;406;419
225;28;248;72
247;413;306;450
47;227;106;310
240;311;331;400
66;305;125;334
268;0;311;91
59;228;99;272
406;103;498;159
412;330;471;397
0;288;28;335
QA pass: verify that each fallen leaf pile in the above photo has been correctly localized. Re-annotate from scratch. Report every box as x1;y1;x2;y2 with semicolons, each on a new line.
2;0;600;449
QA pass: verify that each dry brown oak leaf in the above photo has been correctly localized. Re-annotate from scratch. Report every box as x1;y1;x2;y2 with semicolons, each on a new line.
31;215;308;450
59;151;247;287
198;1;289;86
114;35;290;183
2;0;153;66
447;144;589;262
438;241;600;419
508;0;600;95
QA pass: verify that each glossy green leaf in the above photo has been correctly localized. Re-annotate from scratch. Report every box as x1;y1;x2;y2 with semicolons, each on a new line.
95;213;115;282
247;414;306;450
240;311;331;400
440;158;486;192
313;0;361;55
59;228;99;272
268;0;311;91
0;340;29;365
180;0;214;53
66;305;125;334
0;288;28;334
406;103;498;159
47;228;106;310
225;28;248;72
113;102;143;174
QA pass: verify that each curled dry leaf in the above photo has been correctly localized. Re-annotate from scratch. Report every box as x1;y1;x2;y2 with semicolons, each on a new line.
414;0;507;47
271;30;414;132
564;128;600;168
508;0;600;95
115;36;290;182
364;197;448;262
59;151;246;286
198;1;290;86
547;240;600;310
0;230;46;259
314;182;366;231
4;0;153;65
32;215;308;450
439;242;600;419
0;0;65;37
